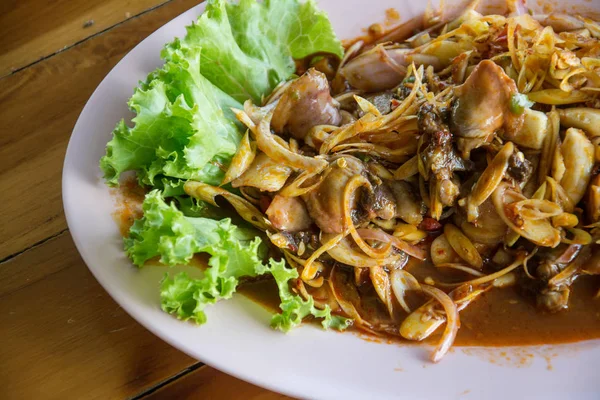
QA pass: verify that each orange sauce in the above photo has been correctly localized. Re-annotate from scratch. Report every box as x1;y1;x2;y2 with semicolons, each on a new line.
239;261;600;347
385;8;401;25
110;177;145;236
456;277;600;346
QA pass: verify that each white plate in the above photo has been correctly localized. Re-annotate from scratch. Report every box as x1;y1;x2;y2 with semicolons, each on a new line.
63;1;600;398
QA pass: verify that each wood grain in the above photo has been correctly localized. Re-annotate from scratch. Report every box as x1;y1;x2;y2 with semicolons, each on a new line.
0;0;169;77
0;0;200;261
143;365;294;400
0;231;197;399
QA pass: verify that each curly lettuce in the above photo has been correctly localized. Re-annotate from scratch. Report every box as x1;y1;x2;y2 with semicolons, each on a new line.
103;0;348;331
100;0;342;187
130;191;350;329
269;260;352;332
177;0;343;103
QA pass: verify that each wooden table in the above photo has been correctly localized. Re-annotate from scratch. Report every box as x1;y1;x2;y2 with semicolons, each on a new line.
0;1;291;398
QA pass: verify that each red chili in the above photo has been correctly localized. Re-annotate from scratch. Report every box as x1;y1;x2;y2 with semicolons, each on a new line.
419;217;442;231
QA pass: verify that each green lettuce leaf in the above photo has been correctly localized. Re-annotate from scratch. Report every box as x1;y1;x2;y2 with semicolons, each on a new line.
106;0;349;330
269;260;352;332
100;0;342;187
161;258;351;330
100;45;242;187
129;191;350;329
177;0;343;103
125;190;260;267
128;190;266;323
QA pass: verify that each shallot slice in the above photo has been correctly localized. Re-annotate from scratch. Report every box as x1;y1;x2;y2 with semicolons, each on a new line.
421;285;460;363
356;228;427;260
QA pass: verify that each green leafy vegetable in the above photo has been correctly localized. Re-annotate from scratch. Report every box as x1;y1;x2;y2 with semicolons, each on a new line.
177;0;343;103
131;191;350;329
269;260;352;331
100;46;242;187
126;190;260;267
510;93;535;115
104;0;350;331
129;190;266;323
100;0;342;187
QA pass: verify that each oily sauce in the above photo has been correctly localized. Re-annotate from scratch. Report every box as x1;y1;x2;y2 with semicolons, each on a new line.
110;177;145;236
238;260;600;347
456;277;600;346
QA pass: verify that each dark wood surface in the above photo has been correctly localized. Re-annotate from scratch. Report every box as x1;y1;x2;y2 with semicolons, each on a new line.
0;0;287;398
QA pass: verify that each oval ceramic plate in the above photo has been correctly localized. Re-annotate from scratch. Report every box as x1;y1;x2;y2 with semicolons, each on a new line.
63;1;600;398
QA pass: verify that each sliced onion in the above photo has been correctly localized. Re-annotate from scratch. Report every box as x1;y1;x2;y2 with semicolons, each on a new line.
295;278;328;310
337;40;364;71
549;246;591;287
554;244;582;264
253;110;328;172
232;107;258;136
231;153;292;192
390;269;421;313
400;283;487;341
344;176;393;259
324;234;404;268
305;276;325;288
238;187;262;206
377;45;409;76
492;183;561;247
370;266;394;317
332;141;417;163
279;167;332;198
301;231;348;281
546;177;575;213
506;0;528;17
420;285;460;363
263;81;293;105
356;228;427;260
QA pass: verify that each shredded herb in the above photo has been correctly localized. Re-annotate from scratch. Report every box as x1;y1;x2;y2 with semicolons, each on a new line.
509;93;534;114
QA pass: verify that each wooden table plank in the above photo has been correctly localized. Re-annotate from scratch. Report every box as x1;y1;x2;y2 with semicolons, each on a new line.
0;0;169;77
142;365;293;400
0;231;197;400
0;0;200;261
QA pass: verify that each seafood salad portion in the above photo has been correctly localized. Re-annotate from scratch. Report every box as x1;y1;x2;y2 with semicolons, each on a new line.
101;0;600;362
